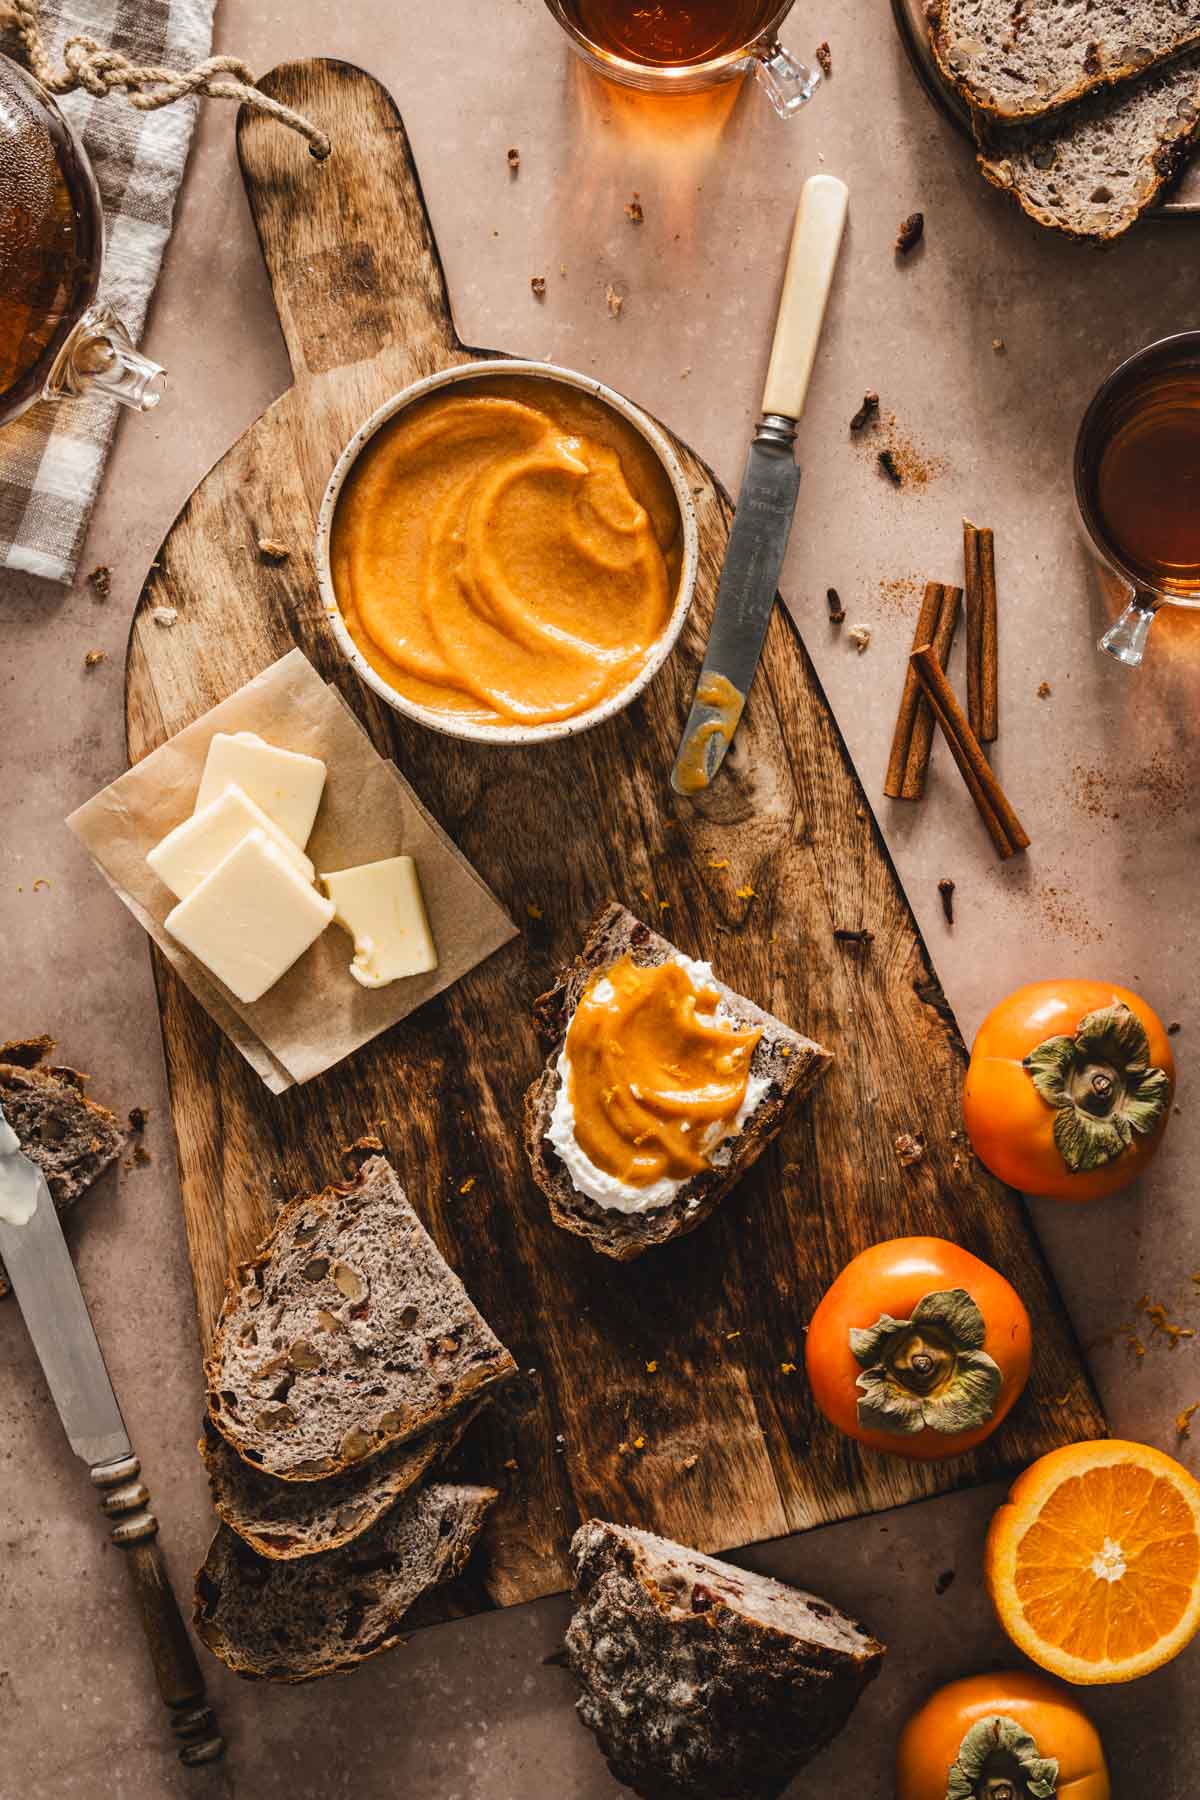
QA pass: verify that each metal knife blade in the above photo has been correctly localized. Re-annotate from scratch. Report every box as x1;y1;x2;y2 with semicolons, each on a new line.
671;428;800;794
0;1111;130;1468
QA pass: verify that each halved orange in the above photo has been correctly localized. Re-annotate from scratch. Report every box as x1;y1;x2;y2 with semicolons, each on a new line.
985;1439;1200;1684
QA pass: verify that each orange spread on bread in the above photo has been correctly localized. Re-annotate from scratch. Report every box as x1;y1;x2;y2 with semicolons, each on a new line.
330;376;681;728
564;956;762;1188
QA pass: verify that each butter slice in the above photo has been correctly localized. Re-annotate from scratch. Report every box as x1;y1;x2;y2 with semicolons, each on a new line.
321;857;438;989
195;731;327;849
148;782;315;900
165;830;334;1004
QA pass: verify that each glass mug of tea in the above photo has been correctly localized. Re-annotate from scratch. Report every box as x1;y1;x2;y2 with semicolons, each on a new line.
543;0;820;117
0;50;163;430
1076;331;1200;668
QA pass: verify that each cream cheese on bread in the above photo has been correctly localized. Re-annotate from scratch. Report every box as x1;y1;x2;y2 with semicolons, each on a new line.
546;954;770;1215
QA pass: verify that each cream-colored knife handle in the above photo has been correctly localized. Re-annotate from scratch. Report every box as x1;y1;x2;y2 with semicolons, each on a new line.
761;174;849;421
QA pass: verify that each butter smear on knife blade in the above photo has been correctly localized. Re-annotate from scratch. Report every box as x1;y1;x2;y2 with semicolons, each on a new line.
0;1114;40;1226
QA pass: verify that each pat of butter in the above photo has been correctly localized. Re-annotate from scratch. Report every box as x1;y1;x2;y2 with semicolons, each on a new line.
321;857;438;989
148;782;315;900
195;731;326;849
165;829;334;1005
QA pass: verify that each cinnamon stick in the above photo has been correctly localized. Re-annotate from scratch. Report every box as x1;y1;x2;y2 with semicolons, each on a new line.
963;520;998;743
910;645;1029;859
884;582;963;801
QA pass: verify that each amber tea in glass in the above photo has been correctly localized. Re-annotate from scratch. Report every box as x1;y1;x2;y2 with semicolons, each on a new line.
1075;332;1200;666
0;50;162;427
543;0;818;116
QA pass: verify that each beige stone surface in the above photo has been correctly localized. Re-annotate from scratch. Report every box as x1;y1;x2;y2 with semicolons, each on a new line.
1;1;1198;1795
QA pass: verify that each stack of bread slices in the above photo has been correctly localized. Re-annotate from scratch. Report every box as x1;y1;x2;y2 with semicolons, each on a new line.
927;0;1200;239
193;1152;515;1682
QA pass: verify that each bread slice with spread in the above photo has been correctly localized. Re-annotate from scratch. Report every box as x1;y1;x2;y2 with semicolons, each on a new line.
204;1154;515;1480
194;1481;497;1682
565;1519;885;1799
523;904;831;1260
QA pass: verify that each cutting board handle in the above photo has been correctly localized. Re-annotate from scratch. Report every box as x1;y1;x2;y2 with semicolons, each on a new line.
236;60;461;395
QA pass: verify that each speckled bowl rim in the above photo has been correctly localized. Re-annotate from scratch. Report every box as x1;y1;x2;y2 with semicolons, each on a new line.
315;359;700;746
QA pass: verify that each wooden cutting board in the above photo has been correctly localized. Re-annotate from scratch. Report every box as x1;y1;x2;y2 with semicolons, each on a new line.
125;59;1104;1622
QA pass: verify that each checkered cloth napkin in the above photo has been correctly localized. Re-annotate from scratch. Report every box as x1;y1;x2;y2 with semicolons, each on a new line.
0;0;215;584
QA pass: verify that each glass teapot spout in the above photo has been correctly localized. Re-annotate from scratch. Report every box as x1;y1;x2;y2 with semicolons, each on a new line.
45;303;164;412
1099;589;1159;667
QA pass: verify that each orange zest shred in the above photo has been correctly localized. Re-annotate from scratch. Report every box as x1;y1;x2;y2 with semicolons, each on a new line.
780;1361;797;1374
1138;1294;1197;1348
458;1175;477;1194
645;1360;658;1373
735;883;756;899
707;857;730;870
632;1434;646;1450
1177;1402;1200;1438
526;902;543;919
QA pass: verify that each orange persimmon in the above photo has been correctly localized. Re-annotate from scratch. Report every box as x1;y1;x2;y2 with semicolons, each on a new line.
897;1670;1110;1799
805;1237;1031;1461
964;980;1174;1201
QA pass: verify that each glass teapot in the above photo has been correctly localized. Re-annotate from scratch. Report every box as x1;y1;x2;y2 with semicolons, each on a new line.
0;48;162;428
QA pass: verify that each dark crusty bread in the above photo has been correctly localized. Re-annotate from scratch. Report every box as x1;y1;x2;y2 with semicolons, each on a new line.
194;1481;497;1682
0;1044;124;1298
205;1155;515;1481
523;903;831;1261
976;52;1200;240
929;0;1200;123
565;1520;884;1800
200;1398;486;1560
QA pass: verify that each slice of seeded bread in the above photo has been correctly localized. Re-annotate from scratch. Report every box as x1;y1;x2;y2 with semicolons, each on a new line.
929;0;1200;123
523;903;831;1261
205;1155;516;1481
565;1520;885;1800
0;1044;124;1298
976;52;1200;239
194;1481;497;1682
200;1398;486;1560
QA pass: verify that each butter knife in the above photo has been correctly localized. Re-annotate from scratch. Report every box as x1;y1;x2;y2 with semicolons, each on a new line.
0;1107;223;1766
672;174;849;794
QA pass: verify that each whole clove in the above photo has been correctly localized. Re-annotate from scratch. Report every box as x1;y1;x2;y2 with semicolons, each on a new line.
849;390;879;432
833;927;874;945
895;211;925;255
937;877;955;924
878;448;903;486
507;146;520;173
826;587;845;623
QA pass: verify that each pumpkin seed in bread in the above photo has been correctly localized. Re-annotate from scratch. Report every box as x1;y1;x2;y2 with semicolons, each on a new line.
194;1481;497;1682
0;1041;124;1297
204;1154;515;1481
566;1519;885;1799
523;904;831;1260
200;1399;485;1560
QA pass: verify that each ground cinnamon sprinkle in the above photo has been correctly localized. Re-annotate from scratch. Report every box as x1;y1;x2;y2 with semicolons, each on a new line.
1072;750;1187;826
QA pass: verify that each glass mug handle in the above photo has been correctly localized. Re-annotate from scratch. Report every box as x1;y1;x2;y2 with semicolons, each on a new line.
1098;587;1160;667
44;303;164;412
750;37;821;119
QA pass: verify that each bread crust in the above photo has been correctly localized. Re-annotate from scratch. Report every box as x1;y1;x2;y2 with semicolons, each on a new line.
565;1520;884;1799
522;903;832;1261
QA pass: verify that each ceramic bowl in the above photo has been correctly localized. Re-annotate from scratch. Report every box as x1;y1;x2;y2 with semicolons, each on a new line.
315;359;699;745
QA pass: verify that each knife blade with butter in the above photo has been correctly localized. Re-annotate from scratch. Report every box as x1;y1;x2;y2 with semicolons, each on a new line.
0;1106;223;1766
672;174;849;794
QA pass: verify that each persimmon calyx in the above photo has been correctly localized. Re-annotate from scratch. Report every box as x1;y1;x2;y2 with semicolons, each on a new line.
946;1715;1058;1800
850;1287;1002;1435
1022;1001;1170;1174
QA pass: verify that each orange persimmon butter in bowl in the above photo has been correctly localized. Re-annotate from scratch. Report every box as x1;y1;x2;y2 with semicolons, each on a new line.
317;362;698;744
